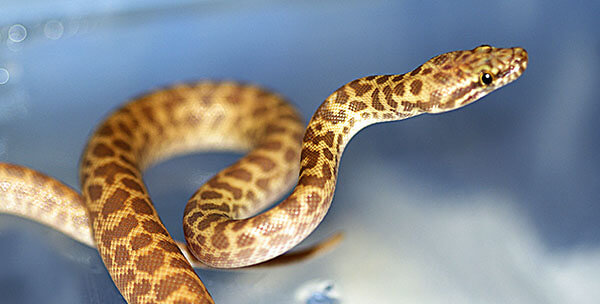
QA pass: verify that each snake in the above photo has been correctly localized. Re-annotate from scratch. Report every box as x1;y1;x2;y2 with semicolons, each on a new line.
0;45;527;303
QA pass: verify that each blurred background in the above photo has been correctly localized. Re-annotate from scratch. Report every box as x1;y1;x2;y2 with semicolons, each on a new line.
0;1;599;303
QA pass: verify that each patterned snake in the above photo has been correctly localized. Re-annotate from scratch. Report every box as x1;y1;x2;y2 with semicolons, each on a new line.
0;45;527;303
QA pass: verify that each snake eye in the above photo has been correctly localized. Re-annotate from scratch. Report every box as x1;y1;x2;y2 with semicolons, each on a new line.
479;72;494;85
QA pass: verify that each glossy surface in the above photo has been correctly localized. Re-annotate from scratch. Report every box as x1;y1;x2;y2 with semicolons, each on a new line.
0;1;599;303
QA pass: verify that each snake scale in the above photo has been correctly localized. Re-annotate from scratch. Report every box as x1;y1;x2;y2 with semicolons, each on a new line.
0;45;527;303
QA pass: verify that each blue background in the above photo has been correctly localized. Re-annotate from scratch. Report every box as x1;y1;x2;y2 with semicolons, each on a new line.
1;1;599;303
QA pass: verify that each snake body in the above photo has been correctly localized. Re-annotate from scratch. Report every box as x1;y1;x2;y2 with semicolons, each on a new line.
0;45;527;303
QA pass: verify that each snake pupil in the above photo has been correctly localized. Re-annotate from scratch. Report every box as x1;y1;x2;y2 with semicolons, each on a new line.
480;72;493;85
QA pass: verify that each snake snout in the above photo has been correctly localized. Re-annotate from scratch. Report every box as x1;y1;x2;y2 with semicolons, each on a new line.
494;47;528;84
512;47;528;73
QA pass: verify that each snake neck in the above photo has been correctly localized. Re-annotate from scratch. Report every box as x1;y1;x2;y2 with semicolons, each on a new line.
269;75;428;255
297;74;425;189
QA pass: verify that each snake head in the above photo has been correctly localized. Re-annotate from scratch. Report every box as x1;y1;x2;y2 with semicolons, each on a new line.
420;45;528;114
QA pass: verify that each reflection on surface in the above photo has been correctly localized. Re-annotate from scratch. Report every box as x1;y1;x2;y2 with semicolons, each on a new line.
0;67;9;84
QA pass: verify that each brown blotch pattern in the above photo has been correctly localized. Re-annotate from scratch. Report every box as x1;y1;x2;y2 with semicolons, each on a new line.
301;148;320;170
433;53;449;66
320;109;347;125
92;143;115;157
121;178;143;192
323;131;335;147
102;188;130;216
94;162;137;185
246;155;276;172
451;82;478;102
393;82;405;96
130;197;154;216
348;80;373;96
113;139;132;152
130;233;153;251
196;214;223;231
323;148;334;161
236;233;256;247
410;65;422;76
207;179;242;200
135;248;165;275
376;75;391;84
200;191;223;200
265;124;287;134
97;125;114;136
433;72;451;84
199;203;230;213
298;175;327;188
283;196;301;217
349;100;367;112
118;155;137;169
114;245;130;266
210;223;230;249
169;257;190;269
87;184;103;201
410;80;423;95
132;279;151;298
321;163;332;179
142;219;168;236
254;216;283;236
157;239;180;254
246;190;256;202
115;269;136;292
285;148;297;162
224;168;252;181
383;85;398;109
102;215;139;244
155;273;205;301
117;121;133;137
371;88;384;110
255;178;270;190
260;141;282;151
186;211;204;227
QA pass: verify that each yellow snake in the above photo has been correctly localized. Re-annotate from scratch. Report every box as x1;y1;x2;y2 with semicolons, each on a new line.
0;45;527;303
